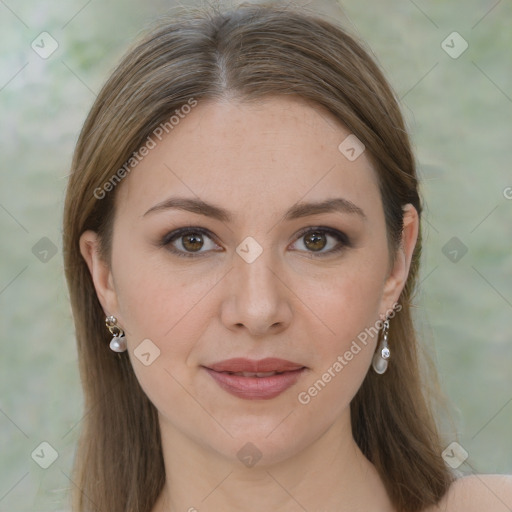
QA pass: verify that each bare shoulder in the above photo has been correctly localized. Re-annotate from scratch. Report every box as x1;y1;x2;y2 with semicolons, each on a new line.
428;474;512;512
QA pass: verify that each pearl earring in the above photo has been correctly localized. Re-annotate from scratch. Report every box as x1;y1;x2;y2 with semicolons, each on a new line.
372;319;390;374
105;315;127;352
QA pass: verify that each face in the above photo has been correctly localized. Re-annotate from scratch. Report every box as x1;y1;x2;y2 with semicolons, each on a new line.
81;96;417;466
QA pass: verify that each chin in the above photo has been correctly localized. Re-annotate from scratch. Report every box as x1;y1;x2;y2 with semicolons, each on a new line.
200;414;324;469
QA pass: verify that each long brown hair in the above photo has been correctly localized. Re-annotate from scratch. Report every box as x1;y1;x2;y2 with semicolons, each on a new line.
62;3;455;511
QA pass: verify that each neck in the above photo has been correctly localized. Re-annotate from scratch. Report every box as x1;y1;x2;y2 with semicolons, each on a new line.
152;410;394;512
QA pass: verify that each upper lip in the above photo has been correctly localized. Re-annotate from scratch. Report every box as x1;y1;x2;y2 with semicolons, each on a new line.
204;358;305;373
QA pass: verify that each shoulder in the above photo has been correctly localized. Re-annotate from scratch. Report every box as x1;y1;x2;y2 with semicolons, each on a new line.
429;474;512;512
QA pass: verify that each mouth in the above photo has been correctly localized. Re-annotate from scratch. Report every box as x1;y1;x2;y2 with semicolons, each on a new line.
205;357;305;373
218;370;290;377
202;358;307;400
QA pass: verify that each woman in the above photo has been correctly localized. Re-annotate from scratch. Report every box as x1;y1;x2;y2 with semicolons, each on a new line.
62;2;512;511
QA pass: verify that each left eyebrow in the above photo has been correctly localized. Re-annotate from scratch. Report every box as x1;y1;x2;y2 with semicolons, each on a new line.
282;197;367;221
142;196;367;222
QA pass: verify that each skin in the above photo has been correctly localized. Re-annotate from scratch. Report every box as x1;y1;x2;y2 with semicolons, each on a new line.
80;96;511;511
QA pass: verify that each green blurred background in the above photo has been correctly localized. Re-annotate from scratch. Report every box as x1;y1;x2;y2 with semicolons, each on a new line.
1;0;511;510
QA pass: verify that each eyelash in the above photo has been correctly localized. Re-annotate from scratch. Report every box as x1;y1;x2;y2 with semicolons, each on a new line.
160;226;351;259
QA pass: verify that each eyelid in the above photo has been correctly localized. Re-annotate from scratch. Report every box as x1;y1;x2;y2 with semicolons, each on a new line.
160;226;222;258
160;226;217;246
288;226;351;256
292;225;350;245
160;225;350;258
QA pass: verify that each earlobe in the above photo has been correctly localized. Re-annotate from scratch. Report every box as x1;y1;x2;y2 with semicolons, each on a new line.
79;230;119;316
380;204;419;312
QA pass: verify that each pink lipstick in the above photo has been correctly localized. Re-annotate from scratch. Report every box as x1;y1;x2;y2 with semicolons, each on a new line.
203;358;306;400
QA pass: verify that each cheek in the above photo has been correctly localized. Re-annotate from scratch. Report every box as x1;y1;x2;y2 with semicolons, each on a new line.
111;249;220;420
312;249;388;346
294;261;388;422
300;248;387;392
110;235;236;385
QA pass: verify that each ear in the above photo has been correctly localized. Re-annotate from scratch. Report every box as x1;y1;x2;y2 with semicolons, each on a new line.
379;204;419;315
79;230;120;317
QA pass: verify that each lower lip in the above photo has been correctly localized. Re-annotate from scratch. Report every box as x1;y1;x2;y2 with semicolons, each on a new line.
203;367;306;400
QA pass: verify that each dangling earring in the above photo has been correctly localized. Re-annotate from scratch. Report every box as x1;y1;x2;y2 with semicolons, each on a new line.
372;318;390;374
105;315;127;352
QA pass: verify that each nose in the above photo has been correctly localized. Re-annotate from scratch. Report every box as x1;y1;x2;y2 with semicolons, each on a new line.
220;247;293;337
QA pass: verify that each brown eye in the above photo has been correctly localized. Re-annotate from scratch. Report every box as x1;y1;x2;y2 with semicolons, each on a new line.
181;232;204;252
291;227;350;257
303;231;327;251
161;227;221;258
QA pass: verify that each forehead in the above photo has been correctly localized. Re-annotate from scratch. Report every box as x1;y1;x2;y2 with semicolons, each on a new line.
115;96;380;222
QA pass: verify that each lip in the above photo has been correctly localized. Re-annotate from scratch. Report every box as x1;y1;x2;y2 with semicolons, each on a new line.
205;357;305;373
202;358;307;400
